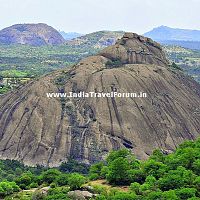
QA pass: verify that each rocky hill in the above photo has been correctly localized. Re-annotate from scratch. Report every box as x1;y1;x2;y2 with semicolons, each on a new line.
0;33;200;167
0;23;65;46
67;31;124;48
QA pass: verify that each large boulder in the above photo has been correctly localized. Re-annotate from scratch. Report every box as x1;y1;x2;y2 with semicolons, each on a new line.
100;32;169;66
68;190;95;200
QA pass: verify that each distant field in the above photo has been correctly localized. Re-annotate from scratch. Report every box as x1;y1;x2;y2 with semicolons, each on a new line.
0;43;199;87
164;45;200;82
0;44;98;78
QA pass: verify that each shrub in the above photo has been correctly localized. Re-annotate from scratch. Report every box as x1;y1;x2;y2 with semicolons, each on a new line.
89;173;100;181
89;162;104;180
192;159;200;175
109;191;137;200
106;58;123;68
100;166;109;179
171;62;182;70
46;187;69;200
92;184;108;196
161;190;179;200
145;190;162;200
29;182;38;188
32;190;45;200
68;173;86;190
59;159;89;174
176;188;197;200
129;182;141;195
56;174;69;186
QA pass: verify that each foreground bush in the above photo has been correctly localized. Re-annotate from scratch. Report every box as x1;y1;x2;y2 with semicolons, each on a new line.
0;181;19;197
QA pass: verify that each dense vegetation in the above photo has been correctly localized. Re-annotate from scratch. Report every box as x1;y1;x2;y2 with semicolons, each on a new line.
0;138;200;199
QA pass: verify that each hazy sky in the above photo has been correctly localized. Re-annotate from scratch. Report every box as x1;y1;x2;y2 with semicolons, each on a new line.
0;0;199;34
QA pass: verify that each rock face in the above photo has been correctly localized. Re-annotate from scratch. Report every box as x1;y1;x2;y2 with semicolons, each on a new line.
0;23;65;46
0;33;200;167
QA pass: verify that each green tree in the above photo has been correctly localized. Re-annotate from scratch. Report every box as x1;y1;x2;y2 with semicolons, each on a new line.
150;149;165;162
128;169;145;183
106;149;130;164
157;167;195;190
0;181;19;197
192;159;200;175
142;159;167;179
107;157;130;185
41;169;61;184
56;174;69;186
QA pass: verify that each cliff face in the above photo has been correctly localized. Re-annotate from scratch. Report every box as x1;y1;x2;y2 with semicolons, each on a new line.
0;23;65;46
0;33;200;167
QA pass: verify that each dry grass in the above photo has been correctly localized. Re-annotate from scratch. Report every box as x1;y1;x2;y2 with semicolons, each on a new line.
85;179;129;192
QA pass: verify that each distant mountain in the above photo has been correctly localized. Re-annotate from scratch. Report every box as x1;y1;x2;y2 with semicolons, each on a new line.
0;23;65;46
144;26;200;50
144;26;200;41
59;31;83;40
159;40;200;50
67;31;124;48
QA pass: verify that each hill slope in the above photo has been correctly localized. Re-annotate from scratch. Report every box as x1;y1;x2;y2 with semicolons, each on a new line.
0;23;65;46
0;33;200;167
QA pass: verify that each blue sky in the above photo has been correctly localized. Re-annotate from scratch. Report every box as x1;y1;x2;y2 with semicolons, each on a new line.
0;0;199;33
